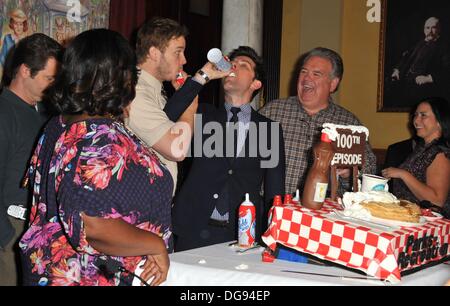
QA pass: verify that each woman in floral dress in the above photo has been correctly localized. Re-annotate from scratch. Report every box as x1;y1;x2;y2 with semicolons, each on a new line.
19;29;173;286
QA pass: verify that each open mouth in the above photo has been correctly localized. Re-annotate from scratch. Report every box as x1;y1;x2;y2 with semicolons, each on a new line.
302;84;314;93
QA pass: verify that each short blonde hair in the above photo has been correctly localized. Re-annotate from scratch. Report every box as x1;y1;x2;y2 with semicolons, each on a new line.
9;9;28;32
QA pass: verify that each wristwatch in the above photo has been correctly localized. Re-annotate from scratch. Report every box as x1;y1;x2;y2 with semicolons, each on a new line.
196;69;210;84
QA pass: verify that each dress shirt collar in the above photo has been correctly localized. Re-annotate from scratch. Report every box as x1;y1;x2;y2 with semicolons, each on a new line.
138;68;163;93
224;102;252;117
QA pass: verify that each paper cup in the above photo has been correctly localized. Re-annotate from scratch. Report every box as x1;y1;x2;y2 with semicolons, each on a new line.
361;174;389;192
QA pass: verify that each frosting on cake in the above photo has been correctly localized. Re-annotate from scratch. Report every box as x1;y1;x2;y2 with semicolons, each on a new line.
342;191;399;209
322;123;370;141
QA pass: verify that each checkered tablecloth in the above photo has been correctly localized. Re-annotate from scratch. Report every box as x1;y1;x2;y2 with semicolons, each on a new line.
262;200;450;284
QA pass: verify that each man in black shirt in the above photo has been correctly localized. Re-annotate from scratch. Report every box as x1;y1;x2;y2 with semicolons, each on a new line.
0;33;61;285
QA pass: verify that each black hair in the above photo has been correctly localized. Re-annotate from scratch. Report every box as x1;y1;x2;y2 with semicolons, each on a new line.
227;46;265;99
4;33;61;84
418;97;450;144
48;29;138;117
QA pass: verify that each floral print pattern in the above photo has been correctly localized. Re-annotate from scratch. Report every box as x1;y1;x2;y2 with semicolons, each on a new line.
20;117;173;286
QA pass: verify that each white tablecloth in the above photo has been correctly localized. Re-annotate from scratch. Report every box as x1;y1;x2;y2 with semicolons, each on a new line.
162;242;450;286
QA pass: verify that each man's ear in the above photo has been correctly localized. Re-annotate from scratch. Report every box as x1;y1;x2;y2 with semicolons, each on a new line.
330;78;340;93
19;64;31;79
148;46;161;62
251;79;262;91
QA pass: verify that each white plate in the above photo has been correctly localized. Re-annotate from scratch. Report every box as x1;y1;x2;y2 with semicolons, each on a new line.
422;211;443;222
333;210;426;229
331;210;398;230
370;215;426;227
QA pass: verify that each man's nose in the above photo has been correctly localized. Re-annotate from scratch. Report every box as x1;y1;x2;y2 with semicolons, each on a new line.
180;54;187;66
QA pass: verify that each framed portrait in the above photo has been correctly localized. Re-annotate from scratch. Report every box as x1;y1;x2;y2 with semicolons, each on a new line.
0;0;110;80
377;0;450;112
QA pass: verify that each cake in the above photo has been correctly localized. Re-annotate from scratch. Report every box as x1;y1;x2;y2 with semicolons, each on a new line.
360;200;421;223
341;191;421;223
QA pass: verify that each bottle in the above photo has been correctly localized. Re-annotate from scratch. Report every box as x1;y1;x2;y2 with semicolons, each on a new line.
267;195;282;226
238;193;256;248
302;132;335;210
176;71;185;86
292;190;300;205
207;48;232;71
284;194;292;205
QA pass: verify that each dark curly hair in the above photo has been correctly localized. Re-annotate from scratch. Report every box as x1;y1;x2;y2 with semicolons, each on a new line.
227;46;265;99
49;29;138;117
418;97;450;144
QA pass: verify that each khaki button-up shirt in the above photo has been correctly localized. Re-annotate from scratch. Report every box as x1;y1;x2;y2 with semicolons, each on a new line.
126;70;177;194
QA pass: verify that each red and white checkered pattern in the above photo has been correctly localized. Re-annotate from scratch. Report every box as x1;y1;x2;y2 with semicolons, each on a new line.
262;200;450;284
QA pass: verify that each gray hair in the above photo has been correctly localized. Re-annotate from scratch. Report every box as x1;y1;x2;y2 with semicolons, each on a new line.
425;17;440;27
302;47;344;90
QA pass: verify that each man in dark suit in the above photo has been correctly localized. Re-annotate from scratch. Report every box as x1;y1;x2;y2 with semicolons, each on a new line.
389;17;450;107
383;106;419;191
384;138;418;169
171;46;285;251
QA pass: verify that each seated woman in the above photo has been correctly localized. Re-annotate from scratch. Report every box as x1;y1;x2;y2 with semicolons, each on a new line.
382;97;450;218
19;29;173;286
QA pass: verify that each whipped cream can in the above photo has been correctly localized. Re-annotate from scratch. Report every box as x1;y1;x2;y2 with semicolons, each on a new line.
238;193;255;248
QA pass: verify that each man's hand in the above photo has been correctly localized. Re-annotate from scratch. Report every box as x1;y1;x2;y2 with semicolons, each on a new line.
202;61;231;80
336;168;351;179
193;62;231;85
391;69;400;81
416;75;433;85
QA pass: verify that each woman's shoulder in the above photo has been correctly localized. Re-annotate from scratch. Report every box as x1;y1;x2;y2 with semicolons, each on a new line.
436;148;450;162
426;141;450;166
429;151;450;180
431;140;450;157
2;34;13;43
60;118;138;159
69;120;141;190
63;118;157;160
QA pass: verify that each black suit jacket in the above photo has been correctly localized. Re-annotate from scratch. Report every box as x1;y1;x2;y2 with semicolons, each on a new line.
384;138;417;169
384;138;418;192
172;103;285;246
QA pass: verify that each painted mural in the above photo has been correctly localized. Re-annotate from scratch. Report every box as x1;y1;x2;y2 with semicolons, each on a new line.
0;0;110;75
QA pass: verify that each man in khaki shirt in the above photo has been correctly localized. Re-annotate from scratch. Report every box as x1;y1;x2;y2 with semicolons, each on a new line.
127;17;228;194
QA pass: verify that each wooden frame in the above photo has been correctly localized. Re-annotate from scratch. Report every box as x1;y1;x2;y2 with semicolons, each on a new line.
377;0;450;112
